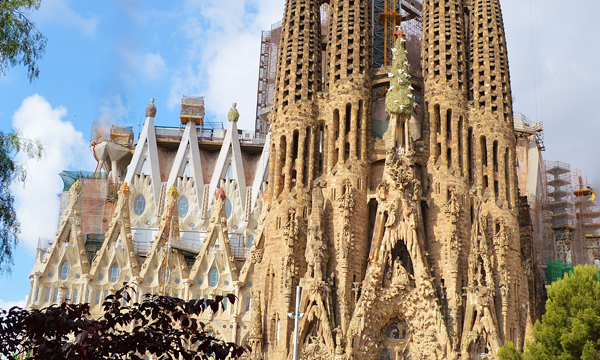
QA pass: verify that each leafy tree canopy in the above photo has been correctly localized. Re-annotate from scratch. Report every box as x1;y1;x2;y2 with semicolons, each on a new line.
0;131;43;275
0;284;246;360
0;0;46;82
498;265;600;360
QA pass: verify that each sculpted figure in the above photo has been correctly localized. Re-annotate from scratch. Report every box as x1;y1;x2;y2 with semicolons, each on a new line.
306;188;329;280
306;233;328;280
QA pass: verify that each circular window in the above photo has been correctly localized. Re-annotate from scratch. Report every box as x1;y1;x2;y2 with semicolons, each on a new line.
178;197;189;217
208;268;219;287
225;199;233;219
60;261;70;280
110;263;120;283
134;195;146;216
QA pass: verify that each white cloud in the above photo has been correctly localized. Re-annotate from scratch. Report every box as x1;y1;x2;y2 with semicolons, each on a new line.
168;0;283;129
0;295;28;311
11;94;95;252
98;93;130;126
121;49;167;84
503;0;600;185
141;53;167;81
35;0;99;36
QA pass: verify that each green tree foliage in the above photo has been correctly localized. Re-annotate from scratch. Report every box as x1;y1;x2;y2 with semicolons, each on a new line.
498;341;522;360
498;265;600;360
0;284;245;359
0;0;47;81
0;131;43;275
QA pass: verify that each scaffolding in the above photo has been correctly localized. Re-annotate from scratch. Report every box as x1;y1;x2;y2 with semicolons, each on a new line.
59;171;118;263
572;171;600;264
78;176;117;237
255;30;270;135
372;0;422;70
180;96;205;125
254;20;282;136
545;161;576;263
513;113;545;151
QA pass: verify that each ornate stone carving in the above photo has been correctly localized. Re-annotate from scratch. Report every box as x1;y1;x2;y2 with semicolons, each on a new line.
228;103;240;123
306;188;328;281
145;98;157;118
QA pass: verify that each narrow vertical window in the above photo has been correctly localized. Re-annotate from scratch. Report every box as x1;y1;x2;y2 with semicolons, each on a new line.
480;136;487;166
292;130;299;161
60;261;70;280
458;117;463;172
345;103;352;134
434;105;441;134
356;100;363;158
110;263;120;283
506;147;512;208
468;127;474;182
493;140;499;172
446;108;452;140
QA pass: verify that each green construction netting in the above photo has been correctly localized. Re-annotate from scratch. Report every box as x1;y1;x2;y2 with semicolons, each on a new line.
59;170;106;191
546;260;574;285
371;119;389;139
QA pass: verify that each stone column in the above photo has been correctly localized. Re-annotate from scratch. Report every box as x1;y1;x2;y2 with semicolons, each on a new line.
82;275;91;303
29;273;40;308
182;279;191;301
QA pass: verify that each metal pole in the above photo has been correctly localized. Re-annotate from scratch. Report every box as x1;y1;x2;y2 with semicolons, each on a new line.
292;285;301;360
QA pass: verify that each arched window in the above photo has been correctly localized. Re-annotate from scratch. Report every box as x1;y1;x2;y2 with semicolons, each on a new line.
248;235;254;248
178;196;189;218
134;195;146;215
209;268;219;287
60;261;70;280
225;199;233;219
110;263;120;283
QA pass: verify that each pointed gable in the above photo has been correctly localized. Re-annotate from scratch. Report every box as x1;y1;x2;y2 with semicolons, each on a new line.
167;121;204;206
139;185;190;295
89;183;139;281
124;113;162;211
189;189;240;287
38;180;90;278
208;120;247;210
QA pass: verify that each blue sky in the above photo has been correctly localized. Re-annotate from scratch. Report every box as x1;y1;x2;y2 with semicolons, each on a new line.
1;0;600;308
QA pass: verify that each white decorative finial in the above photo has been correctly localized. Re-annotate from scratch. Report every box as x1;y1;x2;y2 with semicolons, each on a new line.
228;102;240;123
145;98;157;118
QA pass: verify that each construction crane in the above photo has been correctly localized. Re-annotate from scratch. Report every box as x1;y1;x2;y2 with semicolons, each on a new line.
376;0;422;67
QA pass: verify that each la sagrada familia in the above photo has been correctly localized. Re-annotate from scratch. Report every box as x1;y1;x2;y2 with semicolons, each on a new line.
248;0;533;358
27;0;537;359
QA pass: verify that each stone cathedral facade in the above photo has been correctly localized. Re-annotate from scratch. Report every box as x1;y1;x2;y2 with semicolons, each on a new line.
27;0;536;359
246;0;534;359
